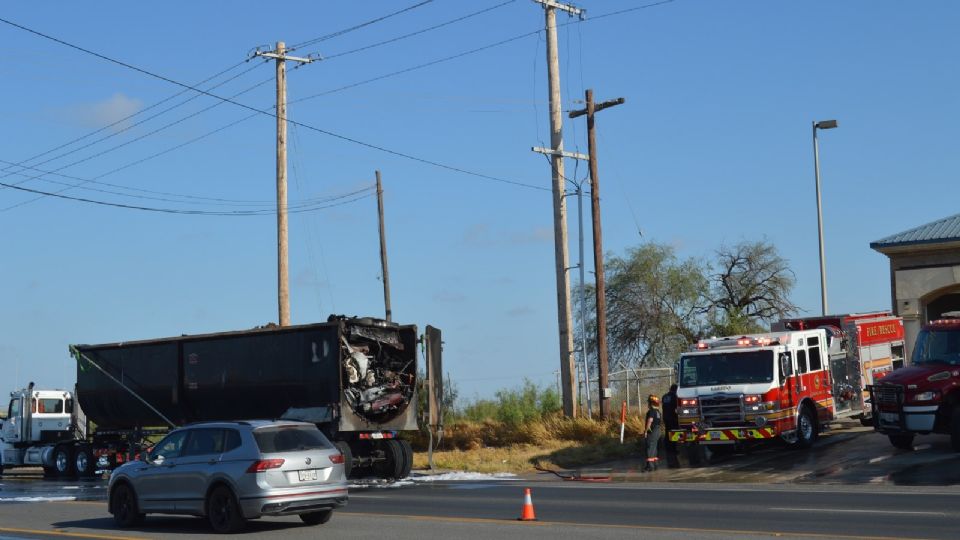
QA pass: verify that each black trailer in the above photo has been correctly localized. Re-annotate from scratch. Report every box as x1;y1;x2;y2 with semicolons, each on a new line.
69;316;438;479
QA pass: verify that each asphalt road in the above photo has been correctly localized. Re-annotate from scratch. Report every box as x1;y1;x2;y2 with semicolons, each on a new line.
0;426;959;539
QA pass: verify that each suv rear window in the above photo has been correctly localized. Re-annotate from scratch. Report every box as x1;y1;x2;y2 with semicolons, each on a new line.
253;425;333;453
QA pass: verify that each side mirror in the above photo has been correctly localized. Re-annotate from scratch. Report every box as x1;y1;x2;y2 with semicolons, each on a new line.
151;454;164;466
779;353;793;384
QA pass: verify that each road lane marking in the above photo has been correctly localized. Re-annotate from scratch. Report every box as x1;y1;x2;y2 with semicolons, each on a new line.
337;511;939;540
770;507;949;516
0;527;144;540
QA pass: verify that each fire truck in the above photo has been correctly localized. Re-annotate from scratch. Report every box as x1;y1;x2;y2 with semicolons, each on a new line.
669;313;905;449
868;312;960;451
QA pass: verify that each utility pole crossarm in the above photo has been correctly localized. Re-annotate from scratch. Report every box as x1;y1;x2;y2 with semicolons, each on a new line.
532;0;585;18
531;146;589;161
569;97;625;118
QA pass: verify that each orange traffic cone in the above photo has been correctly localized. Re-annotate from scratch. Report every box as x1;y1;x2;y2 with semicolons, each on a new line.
517;487;538;521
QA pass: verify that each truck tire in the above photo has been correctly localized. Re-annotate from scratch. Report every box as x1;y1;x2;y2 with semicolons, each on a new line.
75;446;95;478
889;434;915;450
334;441;353;479
54;445;76;477
374;440;404;480
795;406;818;449
859;415;874;427
950;406;960;453
397;439;413;479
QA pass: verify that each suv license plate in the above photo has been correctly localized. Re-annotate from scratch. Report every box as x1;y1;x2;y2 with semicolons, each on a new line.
298;469;318;482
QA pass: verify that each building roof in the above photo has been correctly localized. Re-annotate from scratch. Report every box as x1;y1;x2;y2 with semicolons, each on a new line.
871;213;960;252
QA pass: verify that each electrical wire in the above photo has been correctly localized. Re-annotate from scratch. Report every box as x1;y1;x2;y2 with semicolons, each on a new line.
321;0;516;60
0;177;374;216
288;0;435;52
0;16;551;194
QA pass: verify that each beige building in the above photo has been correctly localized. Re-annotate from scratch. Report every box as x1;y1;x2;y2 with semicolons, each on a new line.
871;213;960;361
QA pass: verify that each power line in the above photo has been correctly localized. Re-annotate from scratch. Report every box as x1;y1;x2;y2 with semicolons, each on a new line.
0;16;550;193
0;61;269;190
0;59;250;178
322;0;517;60
0;177;375;216
289;0;436;51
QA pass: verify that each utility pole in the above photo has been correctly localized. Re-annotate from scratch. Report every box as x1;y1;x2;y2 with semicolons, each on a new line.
255;41;315;327
533;0;584;418
569;89;625;418
375;170;392;322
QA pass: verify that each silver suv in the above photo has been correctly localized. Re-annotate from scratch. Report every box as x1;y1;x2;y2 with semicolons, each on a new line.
108;420;348;533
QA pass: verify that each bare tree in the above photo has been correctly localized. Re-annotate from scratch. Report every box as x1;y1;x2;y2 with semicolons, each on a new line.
710;240;798;335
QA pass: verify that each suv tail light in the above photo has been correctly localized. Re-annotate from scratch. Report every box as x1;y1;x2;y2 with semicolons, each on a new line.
246;459;285;473
329;453;345;465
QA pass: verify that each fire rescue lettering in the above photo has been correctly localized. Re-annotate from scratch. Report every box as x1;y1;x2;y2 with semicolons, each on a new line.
865;324;897;338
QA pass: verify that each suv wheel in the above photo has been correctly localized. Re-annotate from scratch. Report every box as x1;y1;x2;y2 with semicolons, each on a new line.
300;510;333;525
207;486;246;533
110;484;145;527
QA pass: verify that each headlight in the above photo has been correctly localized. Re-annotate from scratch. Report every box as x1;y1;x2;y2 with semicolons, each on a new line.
910;391;940;402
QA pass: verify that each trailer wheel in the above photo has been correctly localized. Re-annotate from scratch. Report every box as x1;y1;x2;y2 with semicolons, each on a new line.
397;439;413;479
950;406;960;453
54;445;76;477
374;440;404;480
75;446;95;478
795;406;818;449
888;434;915;450
334;441;353;479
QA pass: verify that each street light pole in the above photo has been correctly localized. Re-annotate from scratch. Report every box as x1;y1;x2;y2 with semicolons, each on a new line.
812;119;838;317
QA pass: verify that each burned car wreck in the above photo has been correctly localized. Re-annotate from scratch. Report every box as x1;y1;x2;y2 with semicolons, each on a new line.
336;318;416;424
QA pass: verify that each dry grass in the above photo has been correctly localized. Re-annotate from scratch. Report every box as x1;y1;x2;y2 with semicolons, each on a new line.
408;414;651;473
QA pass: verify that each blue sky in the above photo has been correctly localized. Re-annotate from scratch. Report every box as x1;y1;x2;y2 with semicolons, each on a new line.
1;1;957;400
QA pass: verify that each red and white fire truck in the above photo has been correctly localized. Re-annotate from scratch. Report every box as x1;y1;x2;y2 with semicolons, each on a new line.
669;312;905;449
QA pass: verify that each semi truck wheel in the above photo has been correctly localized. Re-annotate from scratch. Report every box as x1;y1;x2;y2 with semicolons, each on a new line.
889;434;915;450
374;440;404;479
75;446;95;478
397;439;413;479
334;441;353;479
795;406;818;449
54;445;76;477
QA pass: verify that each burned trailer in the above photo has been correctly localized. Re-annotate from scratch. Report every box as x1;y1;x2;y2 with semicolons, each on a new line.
70;316;431;479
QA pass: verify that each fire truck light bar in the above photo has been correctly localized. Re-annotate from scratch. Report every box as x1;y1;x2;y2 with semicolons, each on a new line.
695;336;784;350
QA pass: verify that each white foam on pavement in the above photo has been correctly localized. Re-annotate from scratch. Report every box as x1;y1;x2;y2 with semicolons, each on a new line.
0;496;77;503
411;471;518;482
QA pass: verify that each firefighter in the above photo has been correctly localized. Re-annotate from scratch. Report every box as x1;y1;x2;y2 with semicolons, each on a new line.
662;384;679;467
643;394;662;472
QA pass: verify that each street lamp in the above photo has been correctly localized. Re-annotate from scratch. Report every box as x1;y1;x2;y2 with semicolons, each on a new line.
813;119;838;316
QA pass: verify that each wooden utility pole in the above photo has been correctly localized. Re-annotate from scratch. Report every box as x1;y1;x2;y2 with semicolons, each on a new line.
255;42;314;327
569;89;625;418
534;0;584;418
375;170;392;322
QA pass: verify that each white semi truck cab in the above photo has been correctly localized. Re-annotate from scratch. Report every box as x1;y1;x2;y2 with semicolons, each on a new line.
0;383;83;475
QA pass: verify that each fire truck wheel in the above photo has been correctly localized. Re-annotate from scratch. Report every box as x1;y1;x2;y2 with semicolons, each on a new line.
888;434;915;450
795;406;818;449
950;406;960;452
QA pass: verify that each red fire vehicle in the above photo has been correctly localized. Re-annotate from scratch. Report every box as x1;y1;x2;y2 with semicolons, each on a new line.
669;313;904;449
869;313;960;451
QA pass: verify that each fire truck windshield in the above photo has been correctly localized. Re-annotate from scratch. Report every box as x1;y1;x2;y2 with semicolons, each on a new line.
912;329;960;366
679;350;774;387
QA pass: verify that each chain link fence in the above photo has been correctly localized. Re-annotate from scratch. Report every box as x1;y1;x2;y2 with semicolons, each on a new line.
577;367;674;417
